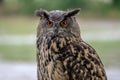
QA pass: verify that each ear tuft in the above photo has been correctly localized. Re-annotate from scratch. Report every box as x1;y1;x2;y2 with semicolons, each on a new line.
35;10;41;16
65;8;81;17
35;9;49;19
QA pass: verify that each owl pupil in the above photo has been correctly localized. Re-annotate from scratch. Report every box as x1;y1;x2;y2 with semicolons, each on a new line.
47;21;53;27
60;20;67;27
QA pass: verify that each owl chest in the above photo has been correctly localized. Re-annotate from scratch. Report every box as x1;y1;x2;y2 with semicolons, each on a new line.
37;36;83;80
37;35;80;66
38;36;67;59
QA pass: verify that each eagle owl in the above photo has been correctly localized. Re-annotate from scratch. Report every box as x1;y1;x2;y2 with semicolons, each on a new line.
35;9;107;80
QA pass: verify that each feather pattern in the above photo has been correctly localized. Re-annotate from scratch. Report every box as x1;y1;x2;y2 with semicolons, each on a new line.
37;34;107;80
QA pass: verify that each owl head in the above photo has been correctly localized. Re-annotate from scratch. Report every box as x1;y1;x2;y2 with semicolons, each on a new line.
35;9;80;37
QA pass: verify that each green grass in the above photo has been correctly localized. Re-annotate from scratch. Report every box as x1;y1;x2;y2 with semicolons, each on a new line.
0;44;36;61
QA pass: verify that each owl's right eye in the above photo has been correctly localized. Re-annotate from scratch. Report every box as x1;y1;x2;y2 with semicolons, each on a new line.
47;21;53;27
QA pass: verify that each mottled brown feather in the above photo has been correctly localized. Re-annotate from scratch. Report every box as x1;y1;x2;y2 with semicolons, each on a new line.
37;35;107;80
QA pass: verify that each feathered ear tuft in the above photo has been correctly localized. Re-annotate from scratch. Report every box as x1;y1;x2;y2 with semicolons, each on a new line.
65;8;80;17
35;9;49;19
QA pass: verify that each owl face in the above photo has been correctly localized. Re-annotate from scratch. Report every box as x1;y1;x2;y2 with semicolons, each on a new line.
36;9;80;37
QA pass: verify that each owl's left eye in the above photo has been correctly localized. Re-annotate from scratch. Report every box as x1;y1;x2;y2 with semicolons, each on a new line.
60;20;67;27
47;21;53;27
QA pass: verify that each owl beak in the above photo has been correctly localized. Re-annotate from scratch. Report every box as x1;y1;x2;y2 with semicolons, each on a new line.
54;27;58;33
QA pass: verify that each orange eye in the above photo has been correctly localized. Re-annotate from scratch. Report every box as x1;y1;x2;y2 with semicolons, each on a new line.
60;20;67;27
47;21;53;27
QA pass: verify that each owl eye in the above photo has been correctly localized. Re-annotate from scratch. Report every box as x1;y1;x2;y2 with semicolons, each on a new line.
47;21;53;27
60;20;67;27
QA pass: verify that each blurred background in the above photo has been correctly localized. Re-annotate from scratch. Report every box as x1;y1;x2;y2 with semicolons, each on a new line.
0;0;120;80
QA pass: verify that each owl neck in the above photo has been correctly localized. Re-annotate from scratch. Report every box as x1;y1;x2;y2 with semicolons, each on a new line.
44;34;82;50
37;33;82;53
41;32;82;43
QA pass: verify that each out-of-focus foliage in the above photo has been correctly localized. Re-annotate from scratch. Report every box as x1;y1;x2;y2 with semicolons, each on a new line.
112;0;120;9
0;0;120;18
1;0;90;15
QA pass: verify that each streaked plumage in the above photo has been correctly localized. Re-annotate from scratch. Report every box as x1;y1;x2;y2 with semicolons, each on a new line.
35;9;107;80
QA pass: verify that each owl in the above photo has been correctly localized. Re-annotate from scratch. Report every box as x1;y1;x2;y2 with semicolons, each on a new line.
35;9;107;80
